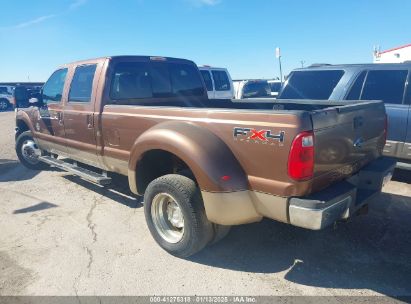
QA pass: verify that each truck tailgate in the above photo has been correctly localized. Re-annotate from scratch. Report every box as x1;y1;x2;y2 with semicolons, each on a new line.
310;101;386;192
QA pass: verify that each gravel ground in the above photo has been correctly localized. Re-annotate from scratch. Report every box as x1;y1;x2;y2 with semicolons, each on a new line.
0;111;411;298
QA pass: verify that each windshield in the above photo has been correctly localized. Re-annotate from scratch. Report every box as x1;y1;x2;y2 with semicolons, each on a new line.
269;82;282;92
242;81;270;98
279;70;344;100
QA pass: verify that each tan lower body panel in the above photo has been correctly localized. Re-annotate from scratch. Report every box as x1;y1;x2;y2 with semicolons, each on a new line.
201;190;289;225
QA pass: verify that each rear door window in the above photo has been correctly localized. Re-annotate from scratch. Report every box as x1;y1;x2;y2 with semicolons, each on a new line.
68;64;97;102
279;70;344;100
200;70;213;91
361;70;408;104
212;70;230;91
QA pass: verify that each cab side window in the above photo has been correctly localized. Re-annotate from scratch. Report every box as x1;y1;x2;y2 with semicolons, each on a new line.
42;68;68;104
69;64;97;102
200;70;213;91
361;70;408;104
212;70;231;91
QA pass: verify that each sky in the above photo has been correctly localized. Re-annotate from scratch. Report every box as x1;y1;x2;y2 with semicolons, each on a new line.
0;0;410;82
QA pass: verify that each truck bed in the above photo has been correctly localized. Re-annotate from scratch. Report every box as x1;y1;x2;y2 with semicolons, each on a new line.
101;99;386;197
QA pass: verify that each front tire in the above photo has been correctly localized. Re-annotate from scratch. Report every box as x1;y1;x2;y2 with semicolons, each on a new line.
0;99;9;111
15;131;48;170
144;174;213;257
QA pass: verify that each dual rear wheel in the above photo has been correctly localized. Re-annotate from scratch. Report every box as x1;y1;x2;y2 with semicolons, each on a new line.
144;174;231;257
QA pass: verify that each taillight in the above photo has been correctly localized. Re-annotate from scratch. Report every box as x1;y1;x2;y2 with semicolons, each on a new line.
383;114;388;145
288;131;314;181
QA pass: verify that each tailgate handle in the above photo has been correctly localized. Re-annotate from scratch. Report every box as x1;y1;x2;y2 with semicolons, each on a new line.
353;116;364;129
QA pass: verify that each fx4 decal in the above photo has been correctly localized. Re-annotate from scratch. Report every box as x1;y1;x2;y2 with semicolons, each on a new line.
233;127;285;145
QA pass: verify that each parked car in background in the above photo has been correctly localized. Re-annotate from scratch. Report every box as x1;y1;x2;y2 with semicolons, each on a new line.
0;85;14;95
233;79;271;99
268;79;282;98
198;66;233;99
0;92;13;111
278;63;411;167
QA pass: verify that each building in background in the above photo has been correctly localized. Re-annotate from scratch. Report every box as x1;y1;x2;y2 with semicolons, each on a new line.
373;44;411;63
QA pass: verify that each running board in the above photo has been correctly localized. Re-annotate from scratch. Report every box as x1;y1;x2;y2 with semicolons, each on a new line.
39;156;112;185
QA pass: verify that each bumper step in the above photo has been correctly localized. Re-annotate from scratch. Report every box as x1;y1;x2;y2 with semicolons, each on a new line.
39;156;111;185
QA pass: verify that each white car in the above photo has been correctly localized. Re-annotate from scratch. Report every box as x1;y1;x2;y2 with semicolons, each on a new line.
267;79;282;98
0;94;13;111
198;66;234;99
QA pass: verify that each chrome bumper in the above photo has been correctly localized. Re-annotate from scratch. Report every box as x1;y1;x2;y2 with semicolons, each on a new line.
289;157;396;230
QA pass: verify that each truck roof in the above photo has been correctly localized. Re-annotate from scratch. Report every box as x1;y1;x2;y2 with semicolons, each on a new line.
61;55;196;68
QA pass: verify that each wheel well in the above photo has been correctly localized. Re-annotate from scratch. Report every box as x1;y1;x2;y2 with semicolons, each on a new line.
136;149;195;194
16;120;29;139
0;98;10;105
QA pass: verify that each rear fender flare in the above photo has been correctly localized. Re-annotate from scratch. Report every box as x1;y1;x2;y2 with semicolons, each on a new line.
128;121;248;195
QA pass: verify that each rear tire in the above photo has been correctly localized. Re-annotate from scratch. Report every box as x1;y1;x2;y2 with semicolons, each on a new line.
16;131;48;170
144;174;213;257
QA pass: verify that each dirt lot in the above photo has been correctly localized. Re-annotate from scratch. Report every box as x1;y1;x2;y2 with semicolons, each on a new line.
0;110;411;297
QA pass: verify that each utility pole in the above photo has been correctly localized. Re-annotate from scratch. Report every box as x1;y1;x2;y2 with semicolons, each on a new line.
300;60;306;68
276;47;283;83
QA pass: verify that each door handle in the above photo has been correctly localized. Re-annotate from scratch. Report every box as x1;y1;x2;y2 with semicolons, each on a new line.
57;112;63;125
86;114;93;129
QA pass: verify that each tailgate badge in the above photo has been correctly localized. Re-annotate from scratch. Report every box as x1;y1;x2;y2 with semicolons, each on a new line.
233;127;285;145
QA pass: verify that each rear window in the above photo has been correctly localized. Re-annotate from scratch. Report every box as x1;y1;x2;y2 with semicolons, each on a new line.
346;71;367;100
200;70;213;91
279;70;344;100
212;70;230;91
110;62;205;100
242;81;270;98
361;70;408;104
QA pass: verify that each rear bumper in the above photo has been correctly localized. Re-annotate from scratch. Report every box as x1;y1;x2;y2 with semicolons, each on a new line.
289;157;396;230
201;157;396;228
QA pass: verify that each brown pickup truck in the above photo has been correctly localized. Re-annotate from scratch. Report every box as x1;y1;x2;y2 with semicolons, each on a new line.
15;55;396;257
